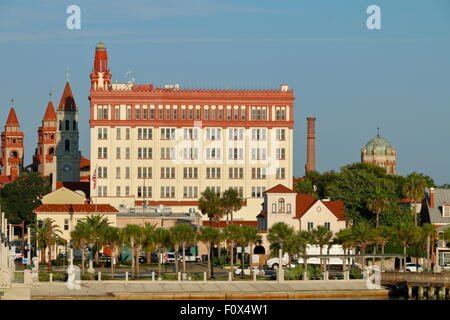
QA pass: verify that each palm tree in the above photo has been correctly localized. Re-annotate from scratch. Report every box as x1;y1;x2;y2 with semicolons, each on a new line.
83;215;110;265
153;228;171;278
171;223;196;274
374;225;393;271
394;221;416;271
223;224;242;276
240;225;261;277
70;222;90;273
267;222;294;276
334;228;353;273
103;226;120;278
142;222;157;266
403;173;428;226
30;218;63;267
198;189;224;228
198;227;221;278
421;223;437;271
221;188;243;224
348;220;377;272
293;231;314;278
366;181;392;228
121;224;144;279
311;226;333;272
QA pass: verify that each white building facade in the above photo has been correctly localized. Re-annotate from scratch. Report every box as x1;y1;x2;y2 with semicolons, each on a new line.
89;42;295;221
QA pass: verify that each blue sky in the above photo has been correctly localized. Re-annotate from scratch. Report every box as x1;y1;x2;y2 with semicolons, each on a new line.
0;0;449;184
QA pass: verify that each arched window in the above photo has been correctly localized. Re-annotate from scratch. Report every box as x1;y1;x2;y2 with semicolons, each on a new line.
10;151;18;158
73;120;77;131
49;147;55;155
65;140;70;152
59;120;62;130
65;120;70;131
278;198;285;213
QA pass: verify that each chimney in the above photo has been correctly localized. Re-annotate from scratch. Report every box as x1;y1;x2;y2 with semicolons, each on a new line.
430;188;435;209
305;117;316;173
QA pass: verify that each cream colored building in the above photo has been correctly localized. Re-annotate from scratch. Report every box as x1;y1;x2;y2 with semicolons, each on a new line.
89;42;295;221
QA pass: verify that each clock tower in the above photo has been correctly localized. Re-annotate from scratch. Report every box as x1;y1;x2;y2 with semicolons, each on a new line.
55;81;81;185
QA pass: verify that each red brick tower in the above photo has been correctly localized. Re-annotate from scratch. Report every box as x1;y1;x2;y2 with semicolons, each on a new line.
33;96;57;178
1;106;24;180
305;117;316;173
90;41;111;90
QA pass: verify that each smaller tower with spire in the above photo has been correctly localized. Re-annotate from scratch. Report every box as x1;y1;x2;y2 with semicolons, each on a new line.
32;94;57;182
1;100;24;180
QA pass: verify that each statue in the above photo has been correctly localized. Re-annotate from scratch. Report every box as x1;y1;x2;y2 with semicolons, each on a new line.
66;264;81;290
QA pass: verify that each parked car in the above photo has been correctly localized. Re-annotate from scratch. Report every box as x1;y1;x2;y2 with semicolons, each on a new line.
178;252;202;263
163;252;176;264
234;267;265;276
267;255;296;270
405;263;423;272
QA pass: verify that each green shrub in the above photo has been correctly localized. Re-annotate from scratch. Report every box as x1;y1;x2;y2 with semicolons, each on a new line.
350;267;362;279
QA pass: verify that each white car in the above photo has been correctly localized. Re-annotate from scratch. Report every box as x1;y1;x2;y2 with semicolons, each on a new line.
267;257;296;270
178;252;202;262
234;267;265;276
405;263;423;272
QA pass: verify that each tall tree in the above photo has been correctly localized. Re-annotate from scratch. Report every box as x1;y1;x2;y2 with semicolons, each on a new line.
0;172;51;225
171;223;196;274
403;173;430;225
311;226;333;272
267;222;294;275
421;223;437;271
153;228;171;277
103;226;120;278
142;222;157;266
221;188;243;224
198;189;224;228
69;222;90;273
240;225;261;277
121;224;144;279
366;178;395;228
348;220;377;272
83;215;110;265
223;224;242;276
198;227;221;279
393;221;416;271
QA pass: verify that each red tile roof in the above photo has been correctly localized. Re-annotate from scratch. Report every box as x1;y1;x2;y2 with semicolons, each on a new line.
135;200;247;206
5;108;19;127
295;194;346;221
265;184;296;194
202;220;257;228
43;101;57;121
80;156;90;169
34;204;118;213
58;82;77;111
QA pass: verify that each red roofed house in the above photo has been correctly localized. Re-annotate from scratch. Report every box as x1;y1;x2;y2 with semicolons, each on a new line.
0;106;24;185
257;184;349;266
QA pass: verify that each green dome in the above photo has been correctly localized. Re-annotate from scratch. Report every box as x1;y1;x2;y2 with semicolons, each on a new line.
365;136;394;155
96;41;106;49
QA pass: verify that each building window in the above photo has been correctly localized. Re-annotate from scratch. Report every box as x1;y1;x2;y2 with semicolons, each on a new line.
229;167;244;179
227;108;232;120
287;204;292;213
251;129;266;141
183;128;198;140
276;168;286;179
161;167;176;179
231;186;244;198
142;108;148;120
125;147;130;159
188;109;193;120
181;109;186;120
166;108;171;120
125;167;130;179
183;167;198;179
116;167;121;179
116;147;121;159
159;108;163;120
116;186;121;197
116;128;121;140
98;167;107;178
307;222;314;231
228;148;243;160
324;222;331;230
161;186;175;198
276;148;286;160
229;128;243;140
183;148;198;160
125;186;130;196
161;147;175;160
137;167;152;179
252;168;266;179
276;129;286;141
251;186;266;198
125;128;130;140
137;147;152;159
64;219;69;231
138;128;152;140
126;108;132;120
98;186;107;197
115;107;120;120
206;148;221;160
278;198;285;213
196;109;200;120
206;128;221;140
150;108;155;120
211;109;216;120
251;148;266;160
206;186;221;195
97;147;107;159
173;108;178;120
206;167;221;179
136;108;141;120
272;203;277;213
137;186;152;198
161;128;175;140
65;140;70;152
183;186;198;198
204;109;209;120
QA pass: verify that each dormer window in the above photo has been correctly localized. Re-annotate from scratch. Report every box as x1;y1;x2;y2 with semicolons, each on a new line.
278;198;285;213
442;204;450;217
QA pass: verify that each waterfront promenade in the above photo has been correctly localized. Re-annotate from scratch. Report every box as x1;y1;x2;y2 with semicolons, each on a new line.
2;279;388;300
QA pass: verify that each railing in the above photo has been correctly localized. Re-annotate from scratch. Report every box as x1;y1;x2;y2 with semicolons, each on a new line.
381;272;450;285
